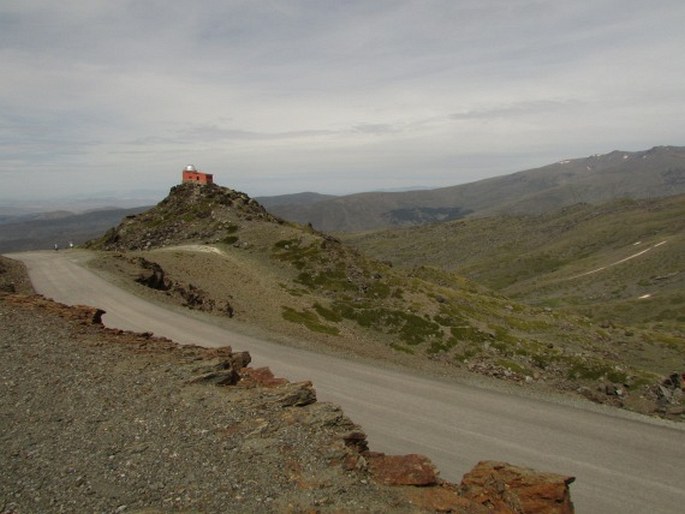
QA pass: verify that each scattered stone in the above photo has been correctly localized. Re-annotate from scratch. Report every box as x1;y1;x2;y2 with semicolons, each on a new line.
663;372;683;390
657;385;673;402
367;453;439;486
404;485;489;513
1;293;578;513
605;384;619;396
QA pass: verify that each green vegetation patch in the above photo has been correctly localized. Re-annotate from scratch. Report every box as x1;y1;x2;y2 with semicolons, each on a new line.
296;268;357;292
281;306;340;336
313;302;343;322
496;358;530;375
453;341;481;362
272;238;323;269
390;342;415;355
426;338;459;355
565;356;628;382
332;301;443;345
448;324;490;344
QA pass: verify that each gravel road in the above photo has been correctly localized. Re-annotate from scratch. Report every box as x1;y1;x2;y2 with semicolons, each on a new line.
12;250;685;513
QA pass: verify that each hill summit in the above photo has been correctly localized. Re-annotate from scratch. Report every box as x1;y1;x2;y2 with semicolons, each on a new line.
88;182;282;251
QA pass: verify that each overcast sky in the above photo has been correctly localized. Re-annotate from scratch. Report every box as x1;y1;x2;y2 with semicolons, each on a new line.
1;0;684;201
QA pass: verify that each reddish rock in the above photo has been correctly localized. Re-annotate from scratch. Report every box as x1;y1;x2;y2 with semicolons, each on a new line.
240;366;288;388
3;292;580;512
460;461;575;514
367;452;439;486
405;485;491;513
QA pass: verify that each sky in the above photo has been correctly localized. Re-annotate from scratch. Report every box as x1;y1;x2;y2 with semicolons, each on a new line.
1;0;684;202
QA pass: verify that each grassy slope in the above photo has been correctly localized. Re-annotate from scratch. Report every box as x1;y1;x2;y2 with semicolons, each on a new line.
86;184;684;417
344;195;685;356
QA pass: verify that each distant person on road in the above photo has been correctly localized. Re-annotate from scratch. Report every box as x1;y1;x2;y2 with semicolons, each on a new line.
54;244;59;251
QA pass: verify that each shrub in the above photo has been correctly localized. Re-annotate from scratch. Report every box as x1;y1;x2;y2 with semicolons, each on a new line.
313;302;343;322
281;307;340;336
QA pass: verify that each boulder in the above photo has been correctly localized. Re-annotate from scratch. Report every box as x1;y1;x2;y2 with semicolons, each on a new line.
460;461;575;514
272;381;317;407
134;259;169;291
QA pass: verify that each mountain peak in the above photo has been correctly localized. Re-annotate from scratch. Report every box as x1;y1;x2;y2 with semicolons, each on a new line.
87;182;283;251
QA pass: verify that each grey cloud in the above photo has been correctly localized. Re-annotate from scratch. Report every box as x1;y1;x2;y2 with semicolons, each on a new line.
1;1;684;200
449;100;578;121
177;125;339;142
351;123;399;135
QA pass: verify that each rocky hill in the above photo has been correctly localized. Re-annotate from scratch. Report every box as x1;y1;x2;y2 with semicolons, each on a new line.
266;145;685;232
82;182;685;420
89;183;282;252
0;282;576;512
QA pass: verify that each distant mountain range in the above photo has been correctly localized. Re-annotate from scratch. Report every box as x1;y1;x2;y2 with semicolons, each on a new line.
256;191;337;209
2;145;683;252
264;146;685;232
0;206;150;253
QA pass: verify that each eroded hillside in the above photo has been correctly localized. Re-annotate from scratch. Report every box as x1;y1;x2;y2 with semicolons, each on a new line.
86;183;685;419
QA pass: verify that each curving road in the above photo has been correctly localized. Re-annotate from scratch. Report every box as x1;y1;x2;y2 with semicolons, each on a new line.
11;250;685;513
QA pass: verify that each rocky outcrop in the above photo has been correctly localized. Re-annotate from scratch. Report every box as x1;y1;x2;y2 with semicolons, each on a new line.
86;182;283;252
653;372;685;416
134;257;169;290
1;292;577;513
459;461;575;514
133;256;235;317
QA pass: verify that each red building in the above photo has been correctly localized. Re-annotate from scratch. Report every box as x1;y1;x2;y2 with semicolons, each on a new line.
182;164;214;185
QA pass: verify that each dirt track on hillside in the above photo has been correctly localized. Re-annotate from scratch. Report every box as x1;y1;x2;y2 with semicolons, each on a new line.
10;250;685;514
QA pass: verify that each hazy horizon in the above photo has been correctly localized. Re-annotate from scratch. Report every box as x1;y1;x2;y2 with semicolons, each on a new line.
2;1;684;201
